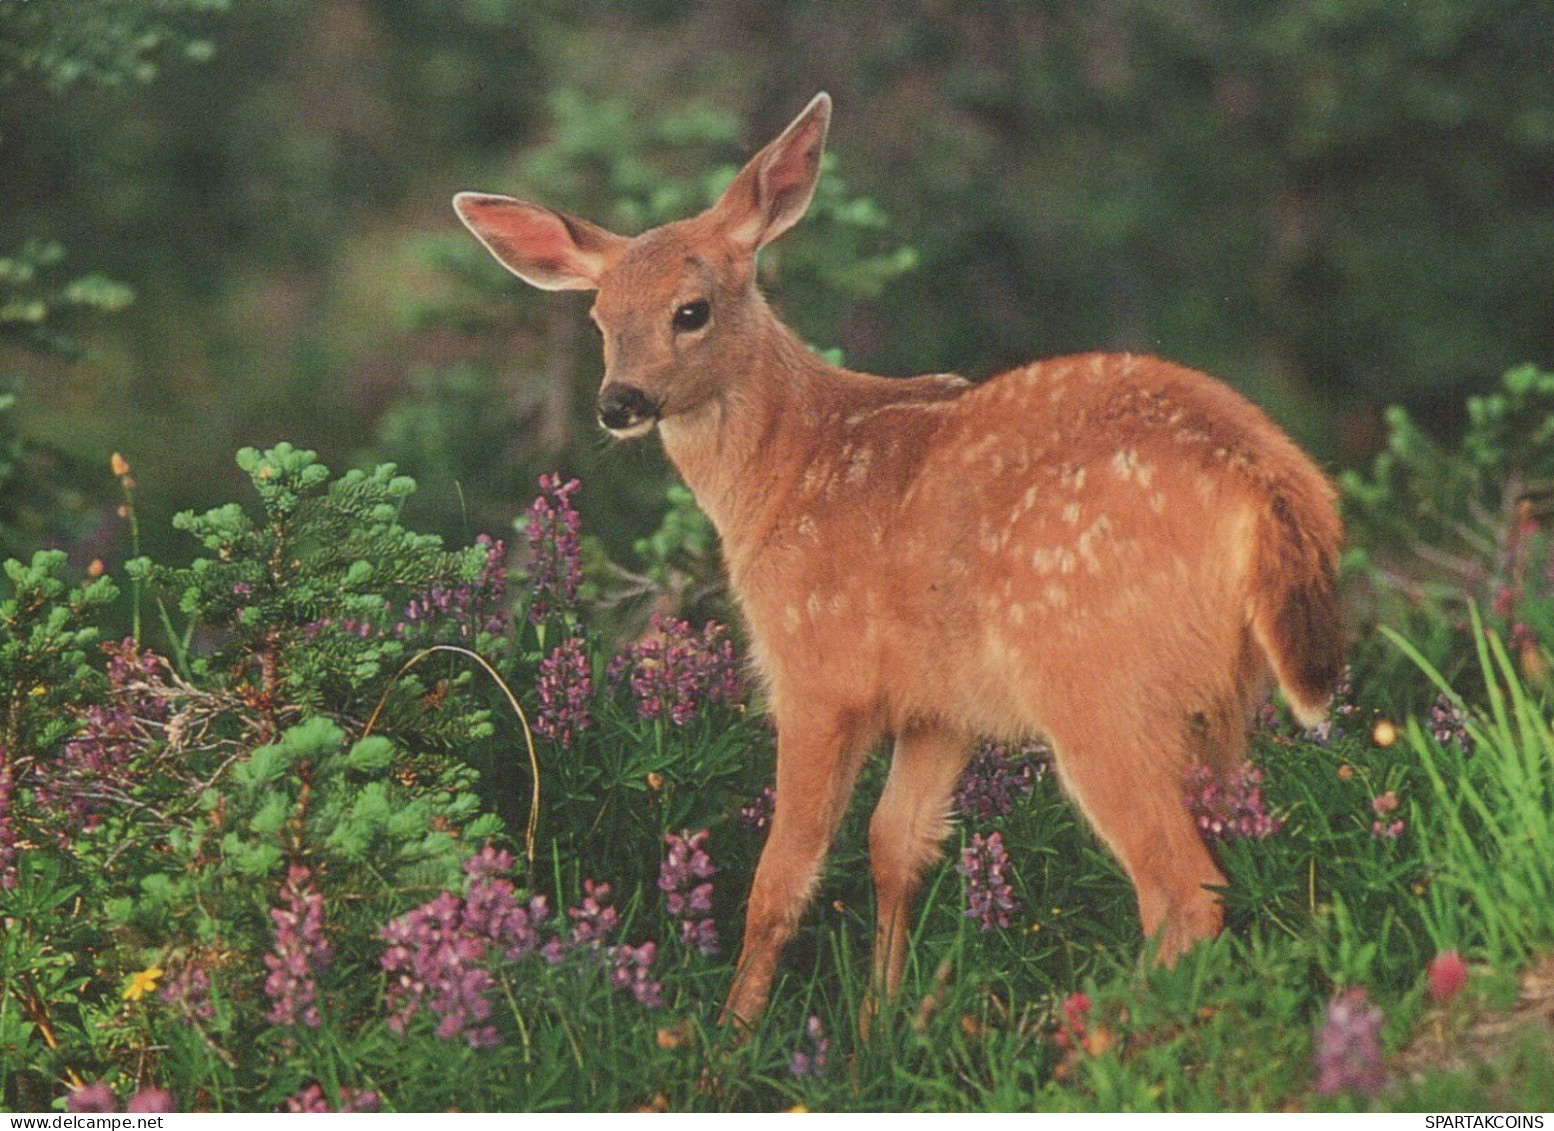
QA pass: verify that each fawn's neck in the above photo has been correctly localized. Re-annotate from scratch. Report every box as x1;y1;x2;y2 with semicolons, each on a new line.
656;312;842;579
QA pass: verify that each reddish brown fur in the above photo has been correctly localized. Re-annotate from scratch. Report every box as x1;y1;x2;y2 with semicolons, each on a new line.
455;93;1344;1032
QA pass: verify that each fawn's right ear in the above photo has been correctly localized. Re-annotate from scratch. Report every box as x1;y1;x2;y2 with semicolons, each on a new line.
453;193;626;291
712;92;832;253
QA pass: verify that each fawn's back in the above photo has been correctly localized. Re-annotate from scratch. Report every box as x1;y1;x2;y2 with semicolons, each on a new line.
734;351;1338;755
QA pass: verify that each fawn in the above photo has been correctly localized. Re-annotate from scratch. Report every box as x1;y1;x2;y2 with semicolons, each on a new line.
455;93;1343;1029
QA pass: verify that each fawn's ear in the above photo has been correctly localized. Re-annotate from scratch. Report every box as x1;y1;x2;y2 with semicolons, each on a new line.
713;92;831;253
453;193;626;291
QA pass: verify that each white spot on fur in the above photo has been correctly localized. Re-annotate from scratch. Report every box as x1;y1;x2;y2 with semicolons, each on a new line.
959;434;1000;467
1009;603;1026;626
1060;465;1086;490
1032;545;1077;574
1076;515;1114;573
845;447;874;484
797;516;818;539
1150;491;1166;514
1061;501;1081;525
1111;449;1140;481
1042;584;1070;608
978;517;1008;554
783;605;802;633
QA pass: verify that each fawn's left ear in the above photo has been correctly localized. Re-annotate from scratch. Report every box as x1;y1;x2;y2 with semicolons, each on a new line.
453;193;627;291
712;92;831;254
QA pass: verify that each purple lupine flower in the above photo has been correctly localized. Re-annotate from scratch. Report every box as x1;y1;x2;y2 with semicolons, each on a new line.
158;961;215;1023
565;878;619;947
462;842;517;880
954;739;1047;823
286;1083;381;1113
66;1082;117;1113
659;830;719;956
957;831;1019;931
125;1089;175;1114
1370;791;1405;840
789;1015;830;1078
1303;666;1355;746
1313;987;1385;1096
64;1081;174;1115
36;640;170;833
398;535;511;641
525;473;582;624
534;637;594;748
0;751;16;890
472;534;511;635
381;890;500;1049
738;784;775;831
606;940;663;1008
1183;764;1284;841
1429;694;1473;752
380;848;548;1048
608;614;742;725
542;880;661;1007
263;863;333;1029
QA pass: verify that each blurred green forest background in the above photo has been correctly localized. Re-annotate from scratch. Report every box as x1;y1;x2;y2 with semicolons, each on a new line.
3;0;1553;580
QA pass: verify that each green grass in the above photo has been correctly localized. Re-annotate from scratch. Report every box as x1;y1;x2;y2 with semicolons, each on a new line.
293;637;1553;1112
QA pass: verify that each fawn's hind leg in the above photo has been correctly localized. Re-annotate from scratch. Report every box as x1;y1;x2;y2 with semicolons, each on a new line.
863;726;976;1033
1046;716;1226;964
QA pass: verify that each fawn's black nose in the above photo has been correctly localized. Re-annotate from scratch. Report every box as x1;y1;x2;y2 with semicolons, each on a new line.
597;384;661;434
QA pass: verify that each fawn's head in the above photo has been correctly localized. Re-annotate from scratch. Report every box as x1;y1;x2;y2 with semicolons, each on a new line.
455;93;832;438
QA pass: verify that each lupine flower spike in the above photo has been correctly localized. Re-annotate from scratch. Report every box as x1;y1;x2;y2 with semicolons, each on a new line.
287;1083;380;1113
263;864;333;1028
954;739;1046;823
609;614;741;725
789;1015;830;1078
525;473;582;624
1313;987;1385;1096
1183;764;1283;841
534;636;594;747
957;831;1019;931
380;846;547;1048
659;829;719;956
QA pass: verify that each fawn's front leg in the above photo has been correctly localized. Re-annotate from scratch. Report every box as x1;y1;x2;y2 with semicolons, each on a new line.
720;712;873;1029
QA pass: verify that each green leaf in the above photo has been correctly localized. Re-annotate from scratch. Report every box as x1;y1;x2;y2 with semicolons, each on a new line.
347;734;395;773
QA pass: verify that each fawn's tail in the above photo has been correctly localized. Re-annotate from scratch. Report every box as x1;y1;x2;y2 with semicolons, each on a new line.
1249;482;1345;728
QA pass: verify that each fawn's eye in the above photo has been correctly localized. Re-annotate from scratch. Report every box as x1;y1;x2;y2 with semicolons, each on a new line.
672;300;711;333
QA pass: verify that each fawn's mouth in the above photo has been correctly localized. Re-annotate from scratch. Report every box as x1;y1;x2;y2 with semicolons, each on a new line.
597;384;661;438
601;417;657;440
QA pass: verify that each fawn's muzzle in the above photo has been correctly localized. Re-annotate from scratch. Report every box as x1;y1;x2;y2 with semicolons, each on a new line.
597;384;662;437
